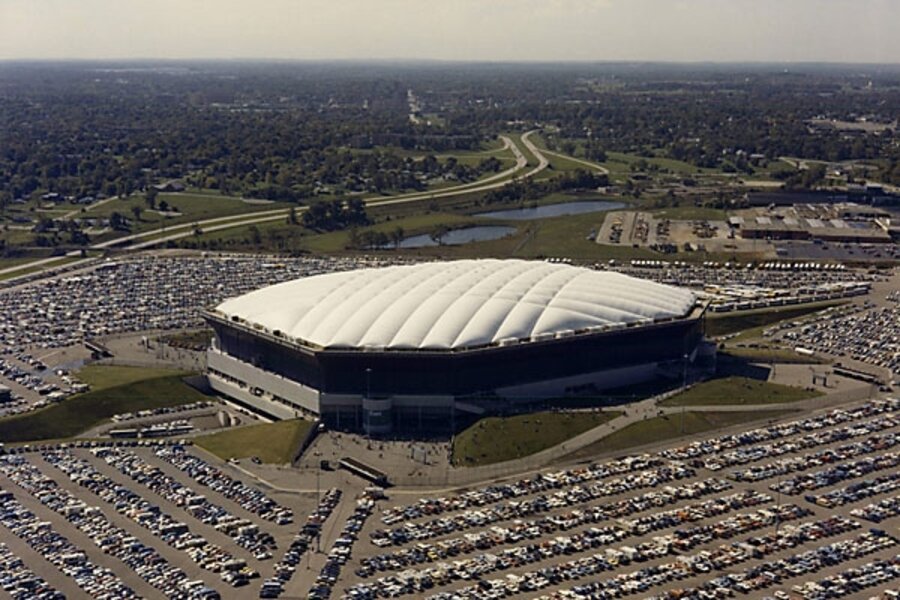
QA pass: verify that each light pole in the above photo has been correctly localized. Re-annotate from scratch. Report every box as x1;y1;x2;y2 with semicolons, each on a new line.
681;353;688;434
775;475;782;537
314;450;322;553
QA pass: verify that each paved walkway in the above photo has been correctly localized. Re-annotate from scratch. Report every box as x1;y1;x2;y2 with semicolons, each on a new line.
304;368;876;489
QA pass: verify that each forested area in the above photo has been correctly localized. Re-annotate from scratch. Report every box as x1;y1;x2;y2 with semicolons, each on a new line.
2;61;899;214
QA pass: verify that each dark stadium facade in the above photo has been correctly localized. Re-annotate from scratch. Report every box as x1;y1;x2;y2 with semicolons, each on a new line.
204;260;706;435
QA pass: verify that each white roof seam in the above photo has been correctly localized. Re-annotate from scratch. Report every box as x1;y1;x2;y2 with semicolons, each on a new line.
215;259;696;350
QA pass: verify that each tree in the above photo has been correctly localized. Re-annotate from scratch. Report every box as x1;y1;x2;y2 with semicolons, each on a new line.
389;226;405;249
69;229;90;245
109;211;128;231
145;187;158;210
131;205;142;222
347;226;360;249
429;224;449;246
287;206;299;225
248;224;262;246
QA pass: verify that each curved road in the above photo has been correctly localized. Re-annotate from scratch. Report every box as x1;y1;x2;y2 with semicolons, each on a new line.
4;131;554;274
540;148;609;175
117;130;548;250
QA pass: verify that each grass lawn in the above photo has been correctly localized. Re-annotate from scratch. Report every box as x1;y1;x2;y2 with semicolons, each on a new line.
0;256;89;281
720;347;829;364
302;212;478;254
86;193;292;238
76;364;189;391
0;255;53;269
0;372;206;443
452;410;621;467
659;376;822;407
706;300;846;339
562;409;795;462
194;419;313;464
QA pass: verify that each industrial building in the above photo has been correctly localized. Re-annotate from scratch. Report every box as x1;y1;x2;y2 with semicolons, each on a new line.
204;260;706;434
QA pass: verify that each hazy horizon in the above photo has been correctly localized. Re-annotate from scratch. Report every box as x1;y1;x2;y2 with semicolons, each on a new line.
1;0;898;63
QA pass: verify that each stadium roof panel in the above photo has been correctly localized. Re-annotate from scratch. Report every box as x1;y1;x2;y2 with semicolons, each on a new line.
214;259;697;350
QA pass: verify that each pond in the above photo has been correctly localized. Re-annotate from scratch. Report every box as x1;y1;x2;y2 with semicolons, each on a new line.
398;226;516;248
476;200;626;221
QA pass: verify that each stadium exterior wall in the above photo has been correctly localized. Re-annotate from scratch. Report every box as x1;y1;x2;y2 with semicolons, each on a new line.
205;309;704;433
208;314;702;394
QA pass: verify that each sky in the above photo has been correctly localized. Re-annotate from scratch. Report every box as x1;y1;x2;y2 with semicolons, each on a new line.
1;0;898;63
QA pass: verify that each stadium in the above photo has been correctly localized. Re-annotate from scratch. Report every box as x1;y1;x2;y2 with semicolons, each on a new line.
204;259;707;434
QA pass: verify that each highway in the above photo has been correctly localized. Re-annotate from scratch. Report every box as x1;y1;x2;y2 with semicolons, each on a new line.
540;148;609;175
3;131;552;277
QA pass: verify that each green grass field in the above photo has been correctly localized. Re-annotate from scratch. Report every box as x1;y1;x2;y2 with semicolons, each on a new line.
0;256;91;281
452;410;621;467
0;369;205;443
659;376;822;407
76;364;188;391
720;347;828;364
562;409;795;462
706;300;846;339
85;193;292;238
0;255;52;269
194;419;313;464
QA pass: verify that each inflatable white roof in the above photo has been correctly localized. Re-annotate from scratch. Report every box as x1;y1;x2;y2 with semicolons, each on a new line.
215;259;696;350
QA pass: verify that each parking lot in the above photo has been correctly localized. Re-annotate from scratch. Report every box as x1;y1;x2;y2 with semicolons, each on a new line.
337;398;900;600
0;254;898;599
0;254;894;412
0;439;344;599
1;398;899;599
0;254;408;410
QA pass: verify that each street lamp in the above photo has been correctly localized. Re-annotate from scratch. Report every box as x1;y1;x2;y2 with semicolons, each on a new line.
314;450;322;553
680;352;688;434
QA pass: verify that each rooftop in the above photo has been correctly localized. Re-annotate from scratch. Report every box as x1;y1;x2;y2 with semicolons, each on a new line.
212;259;697;351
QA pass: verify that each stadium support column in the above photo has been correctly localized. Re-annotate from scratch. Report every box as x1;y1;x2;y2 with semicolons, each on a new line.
365;368;371;437
363;368;393;436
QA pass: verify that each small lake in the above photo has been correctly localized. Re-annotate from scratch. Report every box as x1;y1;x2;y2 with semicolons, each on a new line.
398;226;516;248
476;200;626;221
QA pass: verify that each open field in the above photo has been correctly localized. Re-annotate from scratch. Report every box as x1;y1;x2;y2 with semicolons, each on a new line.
659;376;822;407
195;418;313;464
452;410;621;467
562;409;797;461
720;347;830;364
76;364;191;391
0;255;90;281
706;300;847;338
85;193;293;238
0;372;206;443
0;255;52;269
